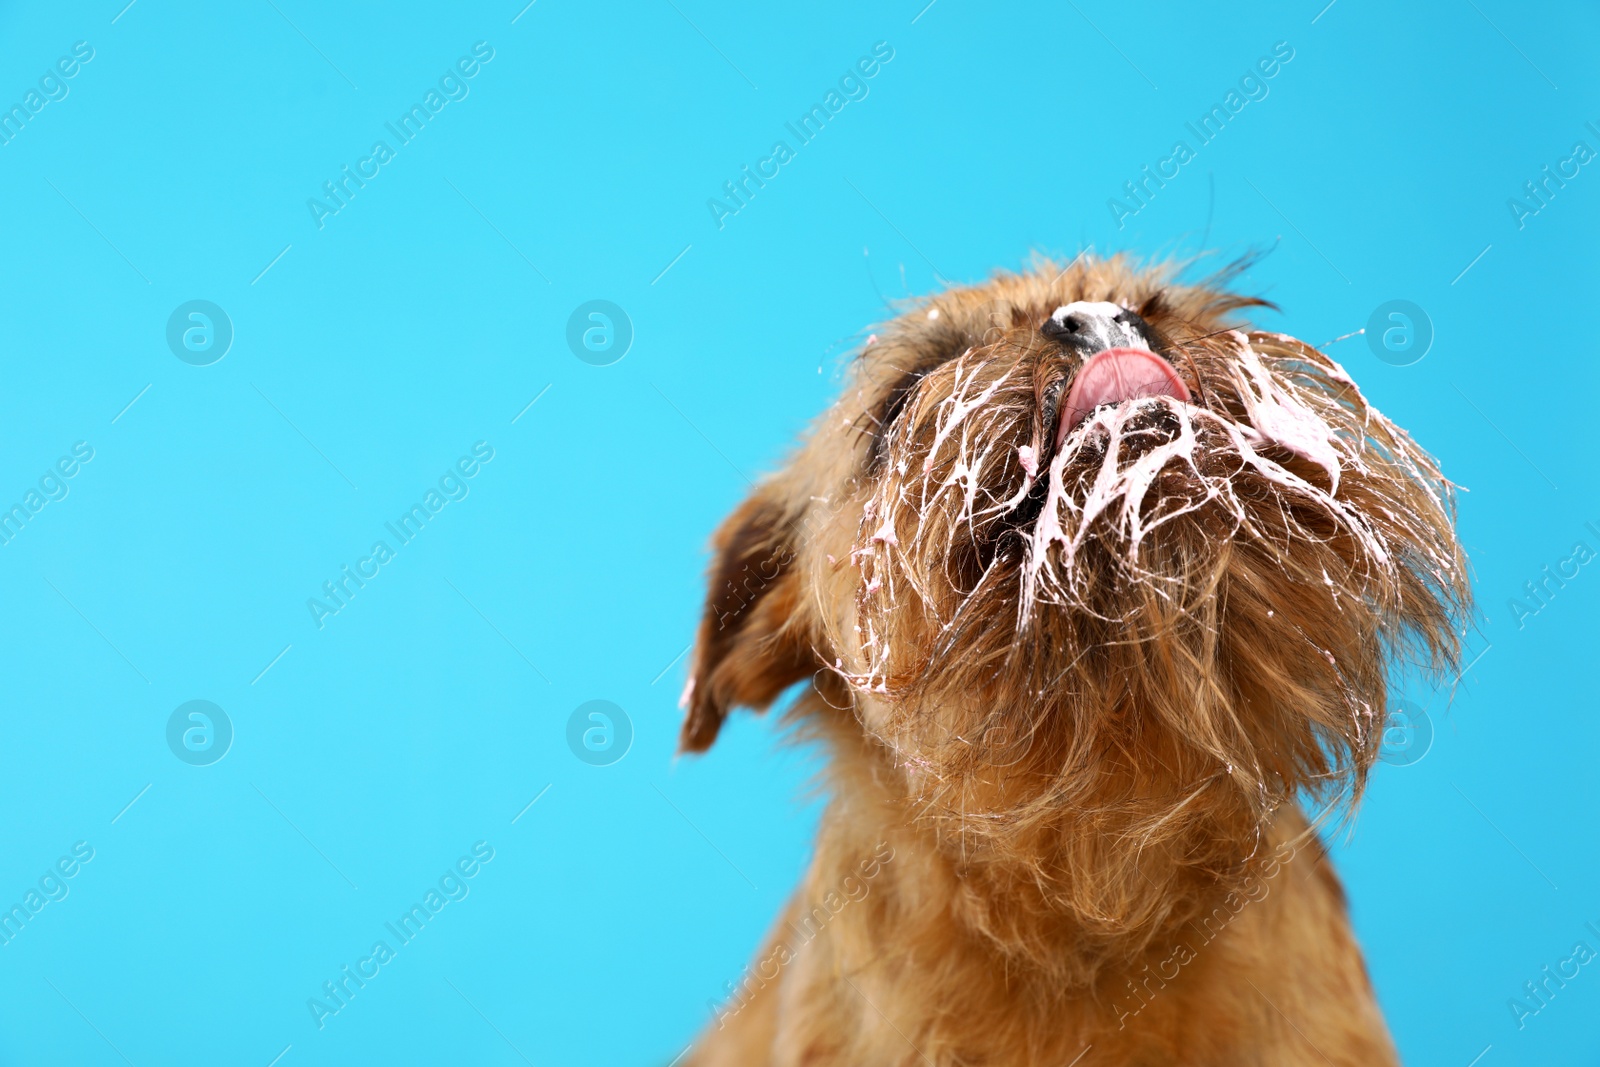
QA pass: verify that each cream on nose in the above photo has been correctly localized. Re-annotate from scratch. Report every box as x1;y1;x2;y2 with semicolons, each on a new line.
1042;301;1148;353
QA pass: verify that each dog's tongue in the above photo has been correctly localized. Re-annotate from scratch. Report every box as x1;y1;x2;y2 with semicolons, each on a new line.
1058;347;1191;445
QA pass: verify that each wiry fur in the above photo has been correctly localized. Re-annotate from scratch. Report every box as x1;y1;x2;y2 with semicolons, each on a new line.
677;255;1469;1066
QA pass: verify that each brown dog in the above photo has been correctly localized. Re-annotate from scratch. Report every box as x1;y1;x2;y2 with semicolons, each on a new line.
677;256;1468;1065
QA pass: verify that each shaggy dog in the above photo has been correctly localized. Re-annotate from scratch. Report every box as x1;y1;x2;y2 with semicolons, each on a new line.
677;256;1468;1065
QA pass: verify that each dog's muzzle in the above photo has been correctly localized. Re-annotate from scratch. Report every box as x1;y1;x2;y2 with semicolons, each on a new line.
1042;302;1192;443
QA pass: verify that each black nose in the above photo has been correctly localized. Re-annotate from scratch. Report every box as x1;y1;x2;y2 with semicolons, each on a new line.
1041;301;1150;354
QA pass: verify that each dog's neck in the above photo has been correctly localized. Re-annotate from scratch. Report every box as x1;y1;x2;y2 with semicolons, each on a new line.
813;704;1275;988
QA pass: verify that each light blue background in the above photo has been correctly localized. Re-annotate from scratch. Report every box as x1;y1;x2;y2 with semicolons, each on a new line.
0;1;1594;1064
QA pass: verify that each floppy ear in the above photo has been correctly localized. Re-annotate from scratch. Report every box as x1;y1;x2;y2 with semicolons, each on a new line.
679;488;816;753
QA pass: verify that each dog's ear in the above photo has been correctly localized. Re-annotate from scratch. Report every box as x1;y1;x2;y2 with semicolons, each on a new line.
679;487;815;753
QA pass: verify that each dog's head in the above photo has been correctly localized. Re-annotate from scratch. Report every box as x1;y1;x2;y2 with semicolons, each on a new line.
680;255;1467;959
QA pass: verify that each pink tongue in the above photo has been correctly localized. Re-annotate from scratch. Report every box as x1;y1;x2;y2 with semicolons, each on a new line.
1057;347;1191;446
